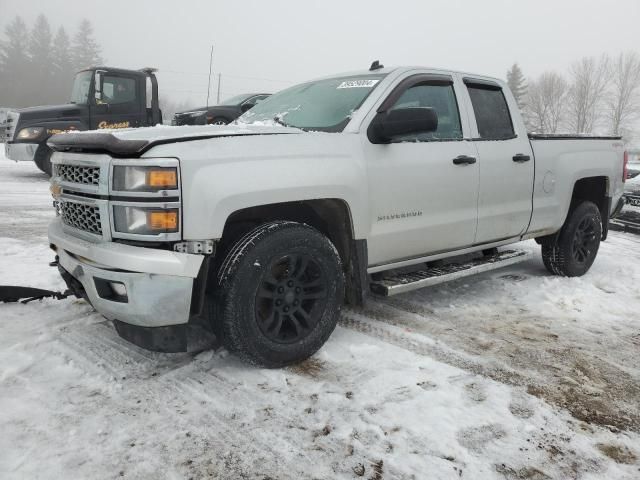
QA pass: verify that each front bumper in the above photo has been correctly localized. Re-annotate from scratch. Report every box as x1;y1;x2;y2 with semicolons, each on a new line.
5;142;38;162
49;219;204;331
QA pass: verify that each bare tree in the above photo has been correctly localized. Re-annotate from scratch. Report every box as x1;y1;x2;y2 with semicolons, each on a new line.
607;51;640;136
526;72;568;133
566;55;610;133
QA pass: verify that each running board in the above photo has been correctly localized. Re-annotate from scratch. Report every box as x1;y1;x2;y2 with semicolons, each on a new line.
370;249;532;296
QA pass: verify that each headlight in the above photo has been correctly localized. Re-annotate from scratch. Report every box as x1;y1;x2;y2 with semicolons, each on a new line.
112;166;178;192
113;206;179;235
17;127;44;140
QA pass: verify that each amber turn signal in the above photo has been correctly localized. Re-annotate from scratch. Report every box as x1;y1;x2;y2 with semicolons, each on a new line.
147;210;178;231
146;169;178;189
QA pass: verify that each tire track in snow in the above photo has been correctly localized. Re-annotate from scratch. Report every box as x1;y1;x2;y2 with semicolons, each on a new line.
342;297;640;433
49;322;354;478
339;306;531;389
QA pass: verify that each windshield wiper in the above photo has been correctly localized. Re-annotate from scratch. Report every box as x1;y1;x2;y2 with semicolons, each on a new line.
273;116;291;128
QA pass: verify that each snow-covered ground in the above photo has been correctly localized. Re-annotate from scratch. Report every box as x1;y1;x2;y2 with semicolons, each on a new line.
1;150;639;479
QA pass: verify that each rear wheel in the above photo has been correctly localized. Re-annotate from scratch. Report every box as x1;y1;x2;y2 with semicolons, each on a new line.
34;145;53;176
541;201;602;277
213;221;344;367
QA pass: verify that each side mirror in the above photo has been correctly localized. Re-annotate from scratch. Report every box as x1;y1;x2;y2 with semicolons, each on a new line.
368;107;438;143
94;71;104;103
240;103;254;113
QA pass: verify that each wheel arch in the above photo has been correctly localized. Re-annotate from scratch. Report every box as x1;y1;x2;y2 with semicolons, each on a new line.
538;175;610;246
569;175;610;240
215;198;368;306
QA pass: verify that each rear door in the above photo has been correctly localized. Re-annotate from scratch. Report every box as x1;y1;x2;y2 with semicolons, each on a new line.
90;72;145;130
460;77;534;244
364;73;480;266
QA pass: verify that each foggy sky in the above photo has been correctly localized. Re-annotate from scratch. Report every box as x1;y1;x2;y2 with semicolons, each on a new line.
1;0;639;107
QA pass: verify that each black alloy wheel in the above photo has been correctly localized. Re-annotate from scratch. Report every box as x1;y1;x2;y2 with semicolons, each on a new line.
541;201;602;277
255;253;328;344
212;221;344;367
571;217;599;264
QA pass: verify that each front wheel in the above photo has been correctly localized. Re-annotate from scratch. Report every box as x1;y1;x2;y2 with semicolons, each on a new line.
209;117;230;125
213;221;344;367
541;201;602;277
34;145;53;176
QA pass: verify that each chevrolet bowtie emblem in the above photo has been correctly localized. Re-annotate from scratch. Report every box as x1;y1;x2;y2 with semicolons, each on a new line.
50;183;62;199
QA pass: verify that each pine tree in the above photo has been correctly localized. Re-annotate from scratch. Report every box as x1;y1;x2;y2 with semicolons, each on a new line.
28;14;54;105
51;26;74;103
506;63;528;111
0;16;30;107
71;19;103;70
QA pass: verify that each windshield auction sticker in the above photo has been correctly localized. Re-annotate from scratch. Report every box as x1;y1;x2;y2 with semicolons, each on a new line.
337;79;380;89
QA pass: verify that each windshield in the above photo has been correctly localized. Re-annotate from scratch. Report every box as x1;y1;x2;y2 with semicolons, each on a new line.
70;71;93;104
236;74;386;132
219;93;255;106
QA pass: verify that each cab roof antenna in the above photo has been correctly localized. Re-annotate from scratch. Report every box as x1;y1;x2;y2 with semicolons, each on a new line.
369;60;384;71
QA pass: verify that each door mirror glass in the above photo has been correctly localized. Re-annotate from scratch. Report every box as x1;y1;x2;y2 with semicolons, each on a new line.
369;107;438;143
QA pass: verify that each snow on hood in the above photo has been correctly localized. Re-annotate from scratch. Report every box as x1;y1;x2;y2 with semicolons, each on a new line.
75;123;302;143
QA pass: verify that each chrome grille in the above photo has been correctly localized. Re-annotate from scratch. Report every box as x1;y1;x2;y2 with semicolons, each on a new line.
56;164;100;185
0;111;19;142
60;201;102;235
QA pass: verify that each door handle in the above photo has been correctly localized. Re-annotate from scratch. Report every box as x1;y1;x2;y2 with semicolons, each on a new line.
453;155;477;165
513;153;531;163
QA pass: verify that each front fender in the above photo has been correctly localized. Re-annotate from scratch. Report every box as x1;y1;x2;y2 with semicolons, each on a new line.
149;134;368;240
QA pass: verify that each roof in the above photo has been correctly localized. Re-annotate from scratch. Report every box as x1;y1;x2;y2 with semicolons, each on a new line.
308;65;505;86
76;66;153;76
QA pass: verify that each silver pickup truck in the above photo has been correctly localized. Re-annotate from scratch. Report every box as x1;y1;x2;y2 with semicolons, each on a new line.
47;64;627;367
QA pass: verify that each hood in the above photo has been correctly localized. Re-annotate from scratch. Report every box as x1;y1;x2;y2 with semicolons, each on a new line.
175;105;237;115
16;103;85;122
48;123;301;156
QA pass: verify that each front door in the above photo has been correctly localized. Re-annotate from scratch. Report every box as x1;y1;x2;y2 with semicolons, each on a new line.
364;75;480;266
90;72;144;130
462;79;534;244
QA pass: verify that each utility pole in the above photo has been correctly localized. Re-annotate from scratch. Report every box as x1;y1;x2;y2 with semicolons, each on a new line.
217;73;221;104
206;44;214;108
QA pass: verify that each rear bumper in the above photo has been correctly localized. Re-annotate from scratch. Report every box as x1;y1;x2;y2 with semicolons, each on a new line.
49;218;204;337
5;142;38;161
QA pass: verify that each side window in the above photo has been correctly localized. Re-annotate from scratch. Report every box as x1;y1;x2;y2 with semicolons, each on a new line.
101;76;137;105
389;83;462;141
466;84;515;140
244;95;268;107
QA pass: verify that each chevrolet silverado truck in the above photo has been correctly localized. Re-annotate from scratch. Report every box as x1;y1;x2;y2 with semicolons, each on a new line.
46;63;627;367
1;66;161;176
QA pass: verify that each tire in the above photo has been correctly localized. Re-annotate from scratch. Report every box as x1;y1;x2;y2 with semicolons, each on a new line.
541;201;602;277
209;117;230;125
213;221;344;367
34;145;53;176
